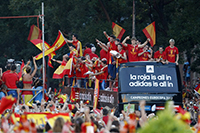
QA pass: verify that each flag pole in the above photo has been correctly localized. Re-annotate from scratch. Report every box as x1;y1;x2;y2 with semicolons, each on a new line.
42;2;45;99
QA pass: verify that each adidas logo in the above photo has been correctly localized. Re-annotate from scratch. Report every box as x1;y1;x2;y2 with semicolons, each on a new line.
146;65;154;73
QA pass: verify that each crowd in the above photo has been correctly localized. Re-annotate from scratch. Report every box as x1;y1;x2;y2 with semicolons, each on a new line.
0;31;199;133
51;31;179;91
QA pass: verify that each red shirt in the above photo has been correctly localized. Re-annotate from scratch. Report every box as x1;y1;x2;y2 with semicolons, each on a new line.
165;46;179;63
100;49;108;60
96;65;108;82
138;49;150;61
127;44;139;62
118;50;127;64
108;37;117;51
2;72;19;89
72;40;79;49
83;48;92;57
154;51;166;60
89;53;99;60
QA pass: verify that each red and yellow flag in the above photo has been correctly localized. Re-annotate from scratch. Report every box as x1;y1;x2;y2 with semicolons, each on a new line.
0;95;16;114
46;113;70;128
112;22;126;40
142;21;156;47
31;39;56;68
195;84;200;94
27;25;42;41
35;30;66;60
93;79;100;109
52;58;73;79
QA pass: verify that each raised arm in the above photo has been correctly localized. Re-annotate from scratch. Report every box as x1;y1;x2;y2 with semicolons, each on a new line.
31;57;37;77
138;38;150;48
64;37;73;43
51;58;62;64
96;39;108;52
103;31;109;39
122;36;130;47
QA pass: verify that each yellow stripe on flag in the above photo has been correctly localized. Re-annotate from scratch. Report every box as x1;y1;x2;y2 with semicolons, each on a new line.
52;58;73;79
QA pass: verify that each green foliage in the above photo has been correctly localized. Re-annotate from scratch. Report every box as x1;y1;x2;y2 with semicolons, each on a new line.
138;102;193;133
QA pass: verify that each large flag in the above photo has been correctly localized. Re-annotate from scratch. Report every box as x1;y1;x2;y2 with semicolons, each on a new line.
0;95;16;114
25;112;51;126
35;30;66;60
142;21;156;47
195;84;200;94
46;113;70;128
31;39;56;68
27;25;42;41
93;79;100;109
112;22;126;40
52;58;73;79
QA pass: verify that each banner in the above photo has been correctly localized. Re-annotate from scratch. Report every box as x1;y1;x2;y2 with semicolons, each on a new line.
93;79;100;109
119;62;179;93
63;87;118;108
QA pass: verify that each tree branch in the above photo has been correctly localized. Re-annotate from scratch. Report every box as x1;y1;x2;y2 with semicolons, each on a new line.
98;0;111;22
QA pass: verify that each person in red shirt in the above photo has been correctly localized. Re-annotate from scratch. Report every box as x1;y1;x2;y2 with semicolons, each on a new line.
165;39;179;65
122;36;150;62
138;45;152;61
89;47;99;59
65;34;82;56
90;58;108;90
2;64;19;99
117;43;127;64
103;31;118;51
154;46;166;64
83;43;92;57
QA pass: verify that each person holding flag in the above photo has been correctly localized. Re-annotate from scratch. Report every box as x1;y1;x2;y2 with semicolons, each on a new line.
64;34;82;56
122;36;150;62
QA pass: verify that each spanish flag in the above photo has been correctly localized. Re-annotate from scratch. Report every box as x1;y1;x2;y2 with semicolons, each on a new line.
112;22;126;40
25;112;51;126
0;95;16;114
35;30;66;60
93;79;99;109
27;25;42;41
142;21;156;47
52;58;73;79
46;113;70;128
195;84;200;94
31;39;56;68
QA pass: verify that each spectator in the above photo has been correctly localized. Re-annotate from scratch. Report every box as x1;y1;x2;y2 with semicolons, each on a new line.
2;64;19;99
0;84;8;100
21;57;37;104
